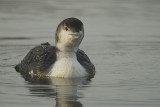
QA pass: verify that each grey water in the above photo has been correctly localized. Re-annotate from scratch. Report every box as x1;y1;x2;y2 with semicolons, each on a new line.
1;0;160;107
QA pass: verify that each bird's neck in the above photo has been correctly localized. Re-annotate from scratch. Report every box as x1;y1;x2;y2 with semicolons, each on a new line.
56;43;79;59
56;50;77;60
56;47;77;60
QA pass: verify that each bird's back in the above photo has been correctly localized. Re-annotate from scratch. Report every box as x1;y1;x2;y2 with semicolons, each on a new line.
15;42;95;77
15;43;56;76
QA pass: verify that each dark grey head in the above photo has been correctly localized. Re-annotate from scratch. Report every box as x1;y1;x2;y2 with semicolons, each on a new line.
55;17;84;52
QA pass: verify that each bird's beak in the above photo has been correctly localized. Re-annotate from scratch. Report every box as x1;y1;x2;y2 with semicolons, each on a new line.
69;32;80;38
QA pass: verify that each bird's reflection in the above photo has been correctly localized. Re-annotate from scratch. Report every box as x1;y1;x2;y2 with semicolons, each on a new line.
19;72;92;107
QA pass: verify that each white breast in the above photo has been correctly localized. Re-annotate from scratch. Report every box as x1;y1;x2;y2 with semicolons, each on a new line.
50;57;88;78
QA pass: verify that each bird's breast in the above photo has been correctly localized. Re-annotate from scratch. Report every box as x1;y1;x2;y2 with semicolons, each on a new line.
50;57;88;78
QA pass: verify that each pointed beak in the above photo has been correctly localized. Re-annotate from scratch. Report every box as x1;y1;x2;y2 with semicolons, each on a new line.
69;32;80;38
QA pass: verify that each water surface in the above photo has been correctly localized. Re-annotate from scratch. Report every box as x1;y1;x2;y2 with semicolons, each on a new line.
1;0;160;107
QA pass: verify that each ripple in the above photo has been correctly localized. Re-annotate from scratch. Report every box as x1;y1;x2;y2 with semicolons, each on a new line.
0;37;31;40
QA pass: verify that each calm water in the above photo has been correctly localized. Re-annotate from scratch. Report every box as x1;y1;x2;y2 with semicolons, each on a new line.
1;0;160;107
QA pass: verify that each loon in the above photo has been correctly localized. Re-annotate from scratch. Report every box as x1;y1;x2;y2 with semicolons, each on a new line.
15;17;95;78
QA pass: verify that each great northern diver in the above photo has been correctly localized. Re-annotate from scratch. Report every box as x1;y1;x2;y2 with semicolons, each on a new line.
15;17;95;78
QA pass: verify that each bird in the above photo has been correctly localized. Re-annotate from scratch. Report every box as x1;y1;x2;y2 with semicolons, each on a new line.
15;17;95;78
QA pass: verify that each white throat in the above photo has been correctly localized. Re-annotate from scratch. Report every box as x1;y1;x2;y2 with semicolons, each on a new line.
56;42;79;53
50;50;88;78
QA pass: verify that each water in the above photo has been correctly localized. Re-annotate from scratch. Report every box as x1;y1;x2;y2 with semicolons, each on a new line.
1;0;160;107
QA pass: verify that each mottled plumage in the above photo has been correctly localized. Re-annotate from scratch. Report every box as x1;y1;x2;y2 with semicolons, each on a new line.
15;17;95;78
15;43;95;77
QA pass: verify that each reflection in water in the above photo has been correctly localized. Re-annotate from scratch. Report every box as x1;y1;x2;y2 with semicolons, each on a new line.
54;78;86;107
19;72;92;107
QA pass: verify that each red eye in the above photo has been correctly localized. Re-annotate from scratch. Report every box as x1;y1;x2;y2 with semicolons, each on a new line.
65;27;68;31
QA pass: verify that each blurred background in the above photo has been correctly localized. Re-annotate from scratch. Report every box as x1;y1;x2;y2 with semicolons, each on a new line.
1;0;160;44
0;0;160;107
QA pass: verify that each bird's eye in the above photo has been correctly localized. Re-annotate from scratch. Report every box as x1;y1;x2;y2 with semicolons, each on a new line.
65;27;68;31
